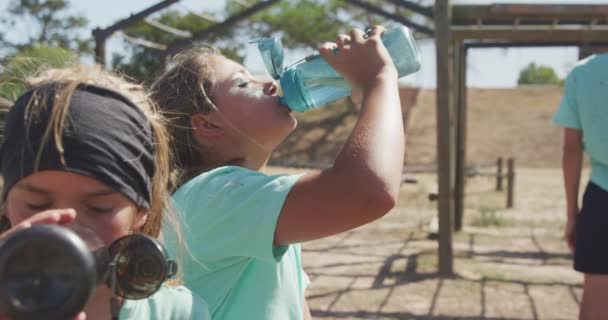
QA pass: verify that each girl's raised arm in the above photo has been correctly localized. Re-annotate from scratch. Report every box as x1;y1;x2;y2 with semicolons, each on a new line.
274;26;404;245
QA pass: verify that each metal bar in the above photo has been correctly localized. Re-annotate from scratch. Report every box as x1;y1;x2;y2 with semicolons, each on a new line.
165;0;280;57
144;18;192;38
346;0;434;36
384;0;434;18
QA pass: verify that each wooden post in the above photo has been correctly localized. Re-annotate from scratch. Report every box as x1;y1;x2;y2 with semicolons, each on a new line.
579;45;608;60
93;28;107;67
496;157;503;191
507;158;515;208
434;0;454;276
454;42;467;232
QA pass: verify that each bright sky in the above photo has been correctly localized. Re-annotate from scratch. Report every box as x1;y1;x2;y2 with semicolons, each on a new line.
3;0;605;87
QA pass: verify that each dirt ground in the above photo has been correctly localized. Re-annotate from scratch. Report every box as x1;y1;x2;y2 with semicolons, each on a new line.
265;85;582;319
277;167;583;320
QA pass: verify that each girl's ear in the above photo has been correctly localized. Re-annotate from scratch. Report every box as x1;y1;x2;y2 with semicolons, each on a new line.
133;210;149;231
191;113;225;137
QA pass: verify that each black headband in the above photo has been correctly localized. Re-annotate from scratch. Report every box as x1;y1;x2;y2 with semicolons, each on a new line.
1;83;155;209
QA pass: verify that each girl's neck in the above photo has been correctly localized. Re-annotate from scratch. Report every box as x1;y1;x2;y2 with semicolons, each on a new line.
230;157;268;172
212;154;270;172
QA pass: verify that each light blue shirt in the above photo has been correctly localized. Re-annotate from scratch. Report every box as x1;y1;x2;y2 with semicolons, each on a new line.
554;53;608;191
120;285;210;320
167;166;310;320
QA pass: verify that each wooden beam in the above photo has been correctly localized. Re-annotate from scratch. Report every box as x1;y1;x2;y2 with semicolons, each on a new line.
144;18;192;38
165;0;280;57
346;0;434;36
579;45;608;59
464;41;608;48
94;0;179;37
93;28;106;66
232;0;252;8
453;26;608;42
453;19;608;27
92;0;178;66
119;32;168;50
384;0;434;18
454;41;467;232
491;4;608;17
174;2;218;23
453;4;608;21
434;0;454;276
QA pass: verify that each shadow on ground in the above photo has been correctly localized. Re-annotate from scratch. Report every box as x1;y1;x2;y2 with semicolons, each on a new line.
302;170;581;319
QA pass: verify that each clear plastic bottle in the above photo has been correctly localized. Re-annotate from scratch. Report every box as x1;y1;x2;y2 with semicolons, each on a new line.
255;26;421;112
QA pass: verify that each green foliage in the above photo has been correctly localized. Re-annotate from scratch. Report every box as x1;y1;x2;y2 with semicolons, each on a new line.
112;0;426;83
0;45;77;101
247;0;405;49
517;63;561;86
248;0;348;49
2;0;90;54
112;9;242;84
470;207;506;227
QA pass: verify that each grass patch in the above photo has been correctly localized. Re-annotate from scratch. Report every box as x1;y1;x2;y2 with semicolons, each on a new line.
470;207;507;227
416;252;438;273
483;272;509;282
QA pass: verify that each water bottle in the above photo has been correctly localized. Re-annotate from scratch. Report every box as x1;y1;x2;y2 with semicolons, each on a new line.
254;26;421;112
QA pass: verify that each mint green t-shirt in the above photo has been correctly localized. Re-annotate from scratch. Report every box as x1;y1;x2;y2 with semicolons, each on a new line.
168;166;310;320
119;285;210;319
553;53;608;191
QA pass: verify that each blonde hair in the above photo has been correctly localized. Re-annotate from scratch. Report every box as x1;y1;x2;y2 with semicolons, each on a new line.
1;64;194;282
150;45;221;188
21;65;175;239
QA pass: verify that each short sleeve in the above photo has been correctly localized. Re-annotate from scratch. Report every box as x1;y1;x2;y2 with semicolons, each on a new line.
553;70;581;129
174;167;304;264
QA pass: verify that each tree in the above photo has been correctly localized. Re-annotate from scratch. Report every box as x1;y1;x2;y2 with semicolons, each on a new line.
112;0;430;84
247;0;348;49
1;0;90;55
112;9;241;84
0;45;77;101
517;63;561;86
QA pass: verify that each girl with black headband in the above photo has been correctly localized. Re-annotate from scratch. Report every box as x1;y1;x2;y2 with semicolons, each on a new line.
0;65;210;320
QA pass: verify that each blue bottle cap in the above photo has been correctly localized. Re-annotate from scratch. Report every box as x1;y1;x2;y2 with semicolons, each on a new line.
255;37;284;80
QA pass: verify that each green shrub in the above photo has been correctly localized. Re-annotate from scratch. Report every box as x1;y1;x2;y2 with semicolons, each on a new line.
517;63;561;85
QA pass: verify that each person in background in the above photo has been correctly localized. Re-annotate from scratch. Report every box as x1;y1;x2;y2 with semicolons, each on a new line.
554;53;608;320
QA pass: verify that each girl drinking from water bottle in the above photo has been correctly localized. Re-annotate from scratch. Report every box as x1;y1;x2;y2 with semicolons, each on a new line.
152;25;405;320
